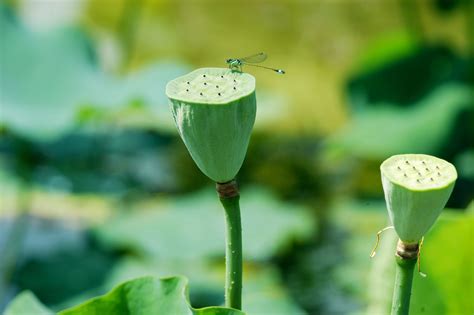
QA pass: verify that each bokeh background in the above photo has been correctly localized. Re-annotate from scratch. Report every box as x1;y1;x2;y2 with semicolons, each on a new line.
0;0;473;314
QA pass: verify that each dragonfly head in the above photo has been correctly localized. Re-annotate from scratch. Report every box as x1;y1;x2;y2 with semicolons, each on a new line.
226;59;233;64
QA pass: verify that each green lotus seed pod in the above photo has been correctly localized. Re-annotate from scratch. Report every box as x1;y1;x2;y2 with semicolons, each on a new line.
380;154;457;244
166;68;256;183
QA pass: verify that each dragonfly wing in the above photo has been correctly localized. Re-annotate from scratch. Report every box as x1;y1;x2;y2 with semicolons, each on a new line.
240;52;267;64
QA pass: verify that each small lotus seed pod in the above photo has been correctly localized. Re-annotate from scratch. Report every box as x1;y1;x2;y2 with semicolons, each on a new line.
166;68;256;183
381;154;457;244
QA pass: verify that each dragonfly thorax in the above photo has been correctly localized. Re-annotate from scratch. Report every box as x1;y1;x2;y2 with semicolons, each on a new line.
226;59;241;65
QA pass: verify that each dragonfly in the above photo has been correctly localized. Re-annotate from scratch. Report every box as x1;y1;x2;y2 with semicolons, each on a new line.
226;52;285;74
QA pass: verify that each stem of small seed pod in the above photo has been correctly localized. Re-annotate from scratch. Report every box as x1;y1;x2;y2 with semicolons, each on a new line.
391;240;419;315
216;179;243;310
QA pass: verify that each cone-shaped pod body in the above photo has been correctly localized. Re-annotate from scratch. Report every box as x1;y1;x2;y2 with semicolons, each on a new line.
166;68;256;183
380;154;457;244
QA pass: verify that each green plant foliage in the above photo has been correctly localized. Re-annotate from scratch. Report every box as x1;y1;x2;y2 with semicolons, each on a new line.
99;259;306;315
4;291;53;315
335;201;474;314
0;5;188;140
331;199;390;304
241;267;306;315
335;201;474;315
0;5;98;139
410;209;474;315
330;84;472;159
6;276;244;315
352;32;418;76
94;188;315;261
347;45;463;108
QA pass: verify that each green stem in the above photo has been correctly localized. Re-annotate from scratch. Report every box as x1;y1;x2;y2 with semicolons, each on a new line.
217;181;243;310
391;243;417;315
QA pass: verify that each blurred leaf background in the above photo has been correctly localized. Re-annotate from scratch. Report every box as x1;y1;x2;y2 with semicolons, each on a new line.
0;0;473;314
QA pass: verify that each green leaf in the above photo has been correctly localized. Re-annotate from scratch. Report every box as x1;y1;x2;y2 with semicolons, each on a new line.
0;5;189;139
333;200;473;315
352;31;418;75
7;276;243;315
361;209;474;314
59;258;305;315
4;291;53;315
347;45;461;108
94;187;315;261
0;5;97;139
410;210;474;315
330;84;472;159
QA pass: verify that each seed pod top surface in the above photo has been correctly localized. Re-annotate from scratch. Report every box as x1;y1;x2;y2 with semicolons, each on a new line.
380;154;457;244
166;68;256;183
166;68;255;105
381;154;457;191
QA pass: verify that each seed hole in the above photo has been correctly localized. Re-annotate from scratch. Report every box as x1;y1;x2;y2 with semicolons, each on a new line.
430;177;434;181
405;161;409;165
436;166;440;170
218;93;221;96
425;168;429;171
412;166;416;170
418;172;422;176
233;79;236;82
204;82;207;85
417;179;420;183
221;75;224;78
422;161;426;165
397;166;401;170
203;75;206;78
438;172;441;176
186;89;189;92
200;92;203;96
216;85;219;88
187;81;190;85
404;173;407;177
233;87;236;90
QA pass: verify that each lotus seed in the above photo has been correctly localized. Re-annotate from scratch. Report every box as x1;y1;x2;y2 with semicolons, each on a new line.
187;81;190;84
218;93;221;96
203;74;206;77
200;92;203;96
204;82;207;85
233;87;236;90
234;79;236;82
216;85;219;88
221;75;224;78
186;89;189;92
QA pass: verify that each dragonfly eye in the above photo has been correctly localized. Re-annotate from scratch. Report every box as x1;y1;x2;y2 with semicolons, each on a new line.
226;59;232;63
